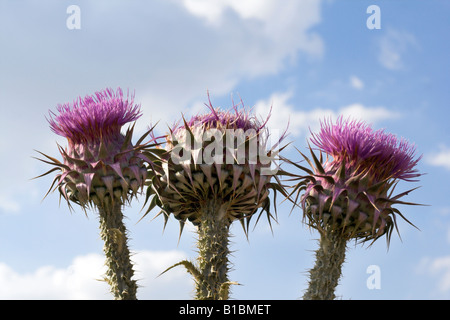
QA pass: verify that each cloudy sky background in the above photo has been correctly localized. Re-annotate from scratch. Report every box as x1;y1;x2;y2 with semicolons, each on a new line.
0;0;449;299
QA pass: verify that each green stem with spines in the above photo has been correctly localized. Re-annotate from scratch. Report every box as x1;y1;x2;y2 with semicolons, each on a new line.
195;199;232;300
98;201;137;300
303;229;347;300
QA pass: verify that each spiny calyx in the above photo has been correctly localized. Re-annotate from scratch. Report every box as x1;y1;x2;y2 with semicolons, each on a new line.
293;145;421;245
35;124;155;210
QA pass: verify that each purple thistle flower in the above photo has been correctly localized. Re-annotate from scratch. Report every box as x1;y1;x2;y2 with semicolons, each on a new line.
288;115;423;245
310;116;422;183
38;87;150;209
34;87;160;299
290;116;424;300
48;87;141;144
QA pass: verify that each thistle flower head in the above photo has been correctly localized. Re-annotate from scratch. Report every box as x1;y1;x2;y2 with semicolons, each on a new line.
48;88;141;145
144;94;288;235
290;116;422;244
35;88;158;211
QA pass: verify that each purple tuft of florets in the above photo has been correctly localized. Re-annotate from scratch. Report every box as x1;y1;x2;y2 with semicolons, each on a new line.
48;88;141;144
310;116;421;182
172;93;269;134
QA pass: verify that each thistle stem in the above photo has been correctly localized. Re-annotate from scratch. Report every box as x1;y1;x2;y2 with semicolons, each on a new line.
303;229;347;300
98;202;137;300
195;199;231;300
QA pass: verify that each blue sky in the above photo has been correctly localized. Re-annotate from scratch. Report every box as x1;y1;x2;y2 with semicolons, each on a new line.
0;0;449;299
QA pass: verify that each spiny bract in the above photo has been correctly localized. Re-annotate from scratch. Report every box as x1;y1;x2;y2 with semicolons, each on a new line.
290;116;422;244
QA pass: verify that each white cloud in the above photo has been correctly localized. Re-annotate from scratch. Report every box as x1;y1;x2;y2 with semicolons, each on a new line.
180;0;321;30
133;250;194;299
0;253;107;299
178;0;324;60
426;146;450;171
121;0;324;139
417;256;450;296
254;91;401;138
0;250;192;299
349;75;364;90
430;257;450;293
339;103;400;123
378;28;418;70
0;195;20;214
2;1;325;210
